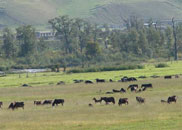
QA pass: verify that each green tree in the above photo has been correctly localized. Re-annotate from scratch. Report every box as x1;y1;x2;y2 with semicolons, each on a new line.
2;28;16;58
16;25;36;57
86;41;101;59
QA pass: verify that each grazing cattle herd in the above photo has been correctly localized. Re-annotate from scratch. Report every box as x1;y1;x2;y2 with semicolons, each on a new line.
0;75;181;110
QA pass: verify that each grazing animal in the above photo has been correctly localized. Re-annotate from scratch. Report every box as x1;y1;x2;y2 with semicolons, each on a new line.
106;92;113;94
128;77;137;81
42;100;52;105
8;102;14;110
109;79;113;82
88;104;93;107
52;99;64;106
0;102;3;108
74;80;83;83
167;96;177;104
120;88;126;93
136;97;145;104
131;87;138;92
57;81;65;85
13;102;24;109
161;100;167;103
22;84;29;87
118;98;129;106
127;84;138;90
112;89;121;93
164;75;172;79
34;101;42;105
9;102;24;110
96;79;105;83
141;83;153;88
101;97;115;104
85;80;93;84
93;98;102;104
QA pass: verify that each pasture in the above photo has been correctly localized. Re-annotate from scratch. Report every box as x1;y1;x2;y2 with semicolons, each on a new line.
0;61;182;129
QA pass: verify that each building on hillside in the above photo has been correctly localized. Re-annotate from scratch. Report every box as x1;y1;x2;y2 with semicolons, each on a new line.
35;31;55;40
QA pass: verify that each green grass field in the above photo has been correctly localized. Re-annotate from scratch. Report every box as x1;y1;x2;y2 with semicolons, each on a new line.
0;73;182;129
0;61;182;88
0;61;182;129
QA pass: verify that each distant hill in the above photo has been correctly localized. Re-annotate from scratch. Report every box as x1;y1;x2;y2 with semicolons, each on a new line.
1;0;182;26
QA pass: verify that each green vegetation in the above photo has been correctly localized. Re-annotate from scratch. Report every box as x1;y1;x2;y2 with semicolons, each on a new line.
155;63;169;68
0;61;181;88
0;71;182;129
2;0;182;25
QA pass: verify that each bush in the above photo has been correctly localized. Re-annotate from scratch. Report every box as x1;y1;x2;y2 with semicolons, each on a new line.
68;65;144;73
155;63;169;68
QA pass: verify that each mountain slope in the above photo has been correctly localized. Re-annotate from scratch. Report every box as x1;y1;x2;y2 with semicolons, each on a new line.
1;0;182;26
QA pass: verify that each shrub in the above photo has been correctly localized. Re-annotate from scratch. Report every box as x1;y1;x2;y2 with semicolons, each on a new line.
68;65;144;73
155;63;169;68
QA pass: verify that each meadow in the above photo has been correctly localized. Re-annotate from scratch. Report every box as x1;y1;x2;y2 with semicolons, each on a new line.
0;61;182;130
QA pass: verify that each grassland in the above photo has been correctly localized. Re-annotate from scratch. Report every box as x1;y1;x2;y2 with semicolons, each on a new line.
0;61;182;88
0;72;182;129
2;0;182;25
0;61;182;129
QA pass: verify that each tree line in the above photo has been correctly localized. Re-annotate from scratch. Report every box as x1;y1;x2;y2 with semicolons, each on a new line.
0;15;182;70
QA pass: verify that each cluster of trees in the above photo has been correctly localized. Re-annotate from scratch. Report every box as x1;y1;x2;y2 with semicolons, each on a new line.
0;15;182;69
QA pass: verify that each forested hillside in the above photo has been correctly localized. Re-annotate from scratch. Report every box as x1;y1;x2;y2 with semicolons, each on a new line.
1;0;182;26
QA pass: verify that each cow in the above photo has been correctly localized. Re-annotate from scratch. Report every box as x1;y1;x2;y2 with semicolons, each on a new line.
141;83;153;89
74;80;83;83
93;98;102;104
167;95;177;104
127;84;138;90
118;98;128;106
85;80;93;84
9;102;24;110
136;97;145;104
42;100;52;105
96;79;105;83
57;81;65;85
34;101;42;105
109;79;113;82
131;87;138;92
121;76;128;82
88;104;93;107
112;89;121;93
128;77;137;81
13;102;24;109
120;88;126;93
164;75;172;79
101;97;115;104
0;102;3;108
52;99;64;106
8;102;14;110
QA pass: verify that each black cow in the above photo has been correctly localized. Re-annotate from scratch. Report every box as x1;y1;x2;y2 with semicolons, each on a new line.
52;99;64;106
8;102;14;109
9;102;24;110
96;79;105;83
131;87;138;92
141;83;153;88
93;98;102;104
118;98;128;106
128;77;137;81
120;88;126;93
74;80;83;83
109;79;113;82
164;75;172;79
14;102;24;109
136;97;145;104
43;100;52;105
127;84;138;90
85;80;93;84
101;97;115;104
0;102;3;108
112;89;121;93
34;101;42;105
167;96;177;104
